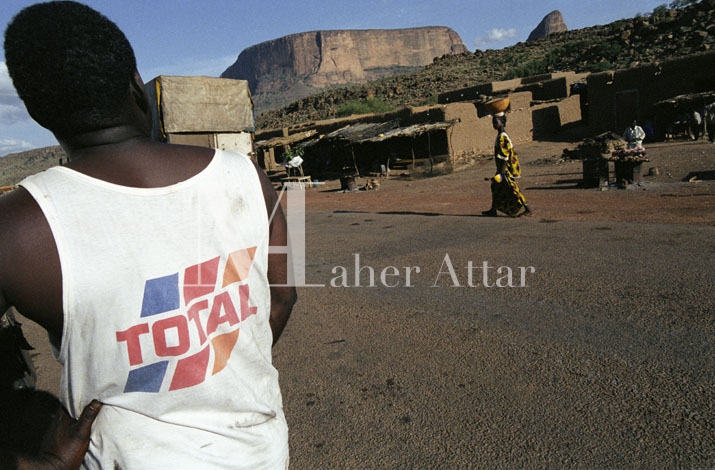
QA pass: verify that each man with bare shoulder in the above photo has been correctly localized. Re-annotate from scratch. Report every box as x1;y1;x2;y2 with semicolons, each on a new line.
1;2;296;468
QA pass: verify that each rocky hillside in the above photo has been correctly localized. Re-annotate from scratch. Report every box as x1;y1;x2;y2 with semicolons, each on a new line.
256;0;715;130
0;146;64;186
221;27;467;114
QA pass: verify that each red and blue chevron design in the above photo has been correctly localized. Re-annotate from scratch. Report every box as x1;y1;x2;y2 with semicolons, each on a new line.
116;248;257;393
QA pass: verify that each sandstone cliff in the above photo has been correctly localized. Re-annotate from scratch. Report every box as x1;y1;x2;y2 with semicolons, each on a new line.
527;10;568;42
221;27;467;113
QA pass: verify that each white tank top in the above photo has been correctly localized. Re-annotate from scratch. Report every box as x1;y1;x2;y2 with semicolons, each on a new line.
20;150;288;469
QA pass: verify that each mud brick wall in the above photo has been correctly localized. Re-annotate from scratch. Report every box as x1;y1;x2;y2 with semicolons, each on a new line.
438;91;534;157
437;78;522;104
532;94;583;139
516;77;571;101
503;91;534;146
437;86;484;105
521;71;578;85
441;103;490;158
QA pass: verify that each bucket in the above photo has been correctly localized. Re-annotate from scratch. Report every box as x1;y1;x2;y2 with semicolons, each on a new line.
485;97;510;114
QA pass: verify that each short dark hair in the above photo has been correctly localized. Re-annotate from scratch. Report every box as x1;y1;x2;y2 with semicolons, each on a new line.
4;1;137;137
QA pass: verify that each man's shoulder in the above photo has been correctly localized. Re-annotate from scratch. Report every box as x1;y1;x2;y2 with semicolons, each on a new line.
0;188;47;301
0;187;44;242
0;186;38;218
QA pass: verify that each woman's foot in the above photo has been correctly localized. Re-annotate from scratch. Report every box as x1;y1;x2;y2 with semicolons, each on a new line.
482;209;498;217
520;205;533;217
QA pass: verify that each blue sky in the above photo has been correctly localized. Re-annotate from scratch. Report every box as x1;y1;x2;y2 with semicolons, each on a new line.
1;0;669;156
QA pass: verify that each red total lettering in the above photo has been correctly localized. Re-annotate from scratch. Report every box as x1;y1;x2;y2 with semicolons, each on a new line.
239;284;257;321
117;285;256;367
116;323;150;366
186;299;209;344
205;291;240;336
152;315;191;357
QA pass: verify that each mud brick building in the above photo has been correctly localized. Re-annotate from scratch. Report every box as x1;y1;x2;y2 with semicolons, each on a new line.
255;71;587;178
587;50;715;137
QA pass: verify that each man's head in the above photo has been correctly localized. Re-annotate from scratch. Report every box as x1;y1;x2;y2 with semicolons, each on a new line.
4;1;138;138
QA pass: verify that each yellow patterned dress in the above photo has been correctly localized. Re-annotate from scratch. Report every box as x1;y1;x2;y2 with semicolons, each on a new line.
491;131;527;217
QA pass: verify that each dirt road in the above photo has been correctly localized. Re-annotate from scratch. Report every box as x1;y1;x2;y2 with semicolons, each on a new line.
20;138;715;468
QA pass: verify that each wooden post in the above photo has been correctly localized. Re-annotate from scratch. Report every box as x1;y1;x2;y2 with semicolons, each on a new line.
351;146;359;177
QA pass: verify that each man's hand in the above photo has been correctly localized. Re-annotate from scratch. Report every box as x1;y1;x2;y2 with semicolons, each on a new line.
12;400;102;470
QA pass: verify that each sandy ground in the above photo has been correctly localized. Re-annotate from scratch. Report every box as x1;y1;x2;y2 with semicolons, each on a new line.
17;138;715;468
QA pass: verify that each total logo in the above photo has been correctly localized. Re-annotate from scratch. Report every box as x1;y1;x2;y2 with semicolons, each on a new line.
115;248;257;393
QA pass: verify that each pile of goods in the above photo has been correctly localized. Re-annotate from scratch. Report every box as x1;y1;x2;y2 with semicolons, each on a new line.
563;132;649;188
562;131;648;162
608;147;648;162
564;131;625;159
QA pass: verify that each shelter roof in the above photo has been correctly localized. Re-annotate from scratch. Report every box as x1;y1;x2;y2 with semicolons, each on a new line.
653;91;715;108
321;120;401;143
301;119;458;147
255;129;318;149
358;121;457;143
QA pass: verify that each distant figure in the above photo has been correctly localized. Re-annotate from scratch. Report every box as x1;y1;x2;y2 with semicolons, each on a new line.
623;120;646;149
692;110;702;140
705;103;715;143
666;110;702;141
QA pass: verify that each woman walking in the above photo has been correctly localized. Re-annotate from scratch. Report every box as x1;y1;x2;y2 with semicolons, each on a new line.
482;112;532;217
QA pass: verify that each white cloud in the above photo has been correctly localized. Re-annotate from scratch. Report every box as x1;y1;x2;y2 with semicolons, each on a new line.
0;61;31;126
0;137;35;155
474;28;518;49
0;103;29;125
0;61;55;155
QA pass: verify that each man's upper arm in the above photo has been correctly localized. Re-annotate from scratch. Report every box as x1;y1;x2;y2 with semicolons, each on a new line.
0;188;63;336
0;198;14;318
253;161;297;344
